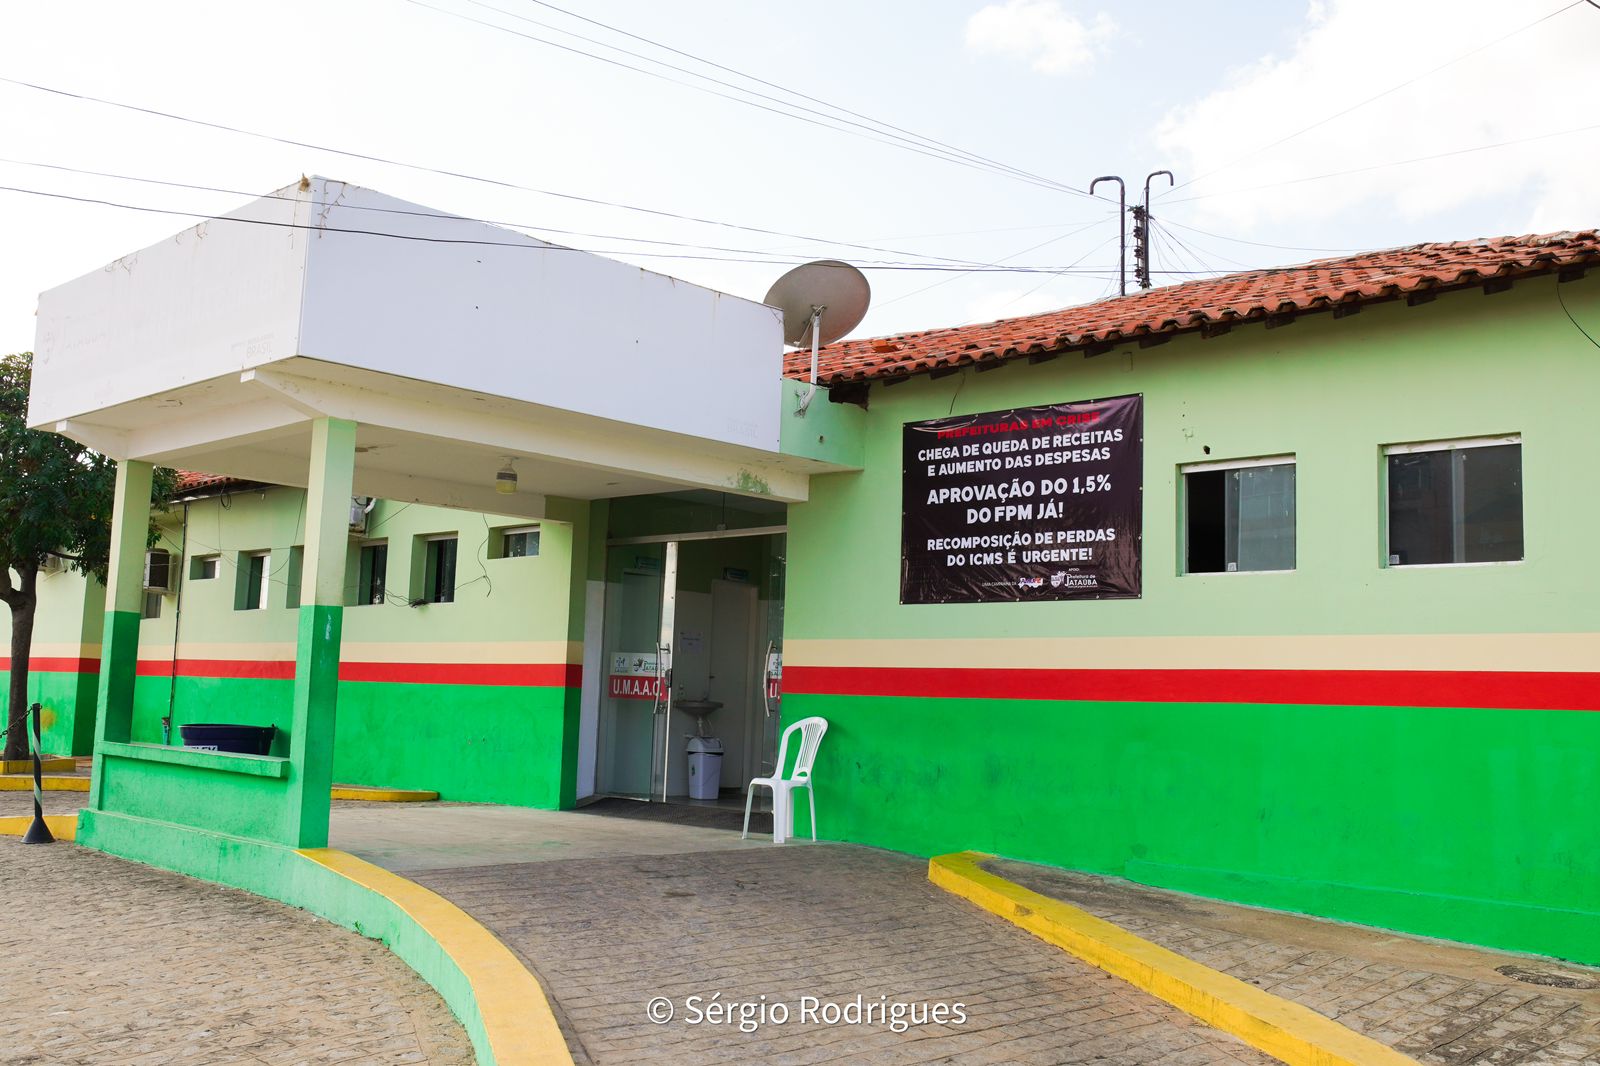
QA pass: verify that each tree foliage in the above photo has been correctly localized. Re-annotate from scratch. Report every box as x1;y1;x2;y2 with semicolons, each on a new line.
0;352;176;760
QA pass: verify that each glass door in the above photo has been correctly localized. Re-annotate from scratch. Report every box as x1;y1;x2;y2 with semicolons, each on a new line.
757;533;785;781
595;542;678;800
594;527;787;805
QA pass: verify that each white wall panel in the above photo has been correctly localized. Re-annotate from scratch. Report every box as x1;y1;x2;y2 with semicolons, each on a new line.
30;185;311;427
296;182;783;451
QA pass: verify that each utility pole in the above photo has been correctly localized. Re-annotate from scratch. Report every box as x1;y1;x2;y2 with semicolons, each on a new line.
1135;170;1174;289
1090;175;1126;297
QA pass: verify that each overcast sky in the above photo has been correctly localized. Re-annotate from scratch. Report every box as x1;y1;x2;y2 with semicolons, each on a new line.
3;0;1597;355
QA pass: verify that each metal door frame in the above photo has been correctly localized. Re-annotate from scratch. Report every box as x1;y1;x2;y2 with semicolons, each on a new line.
601;526;788;804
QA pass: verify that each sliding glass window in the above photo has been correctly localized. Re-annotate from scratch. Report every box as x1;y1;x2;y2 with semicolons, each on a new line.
1183;457;1296;574
1385;437;1522;566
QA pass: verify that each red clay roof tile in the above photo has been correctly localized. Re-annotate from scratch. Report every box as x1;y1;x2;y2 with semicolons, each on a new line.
173;471;242;493
786;229;1600;386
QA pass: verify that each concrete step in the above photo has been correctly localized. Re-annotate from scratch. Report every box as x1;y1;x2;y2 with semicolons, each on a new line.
330;784;440;802
0;757;76;774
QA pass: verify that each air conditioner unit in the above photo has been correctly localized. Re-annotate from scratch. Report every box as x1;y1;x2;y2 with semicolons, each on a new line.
38;554;65;575
143;549;174;593
349;496;375;536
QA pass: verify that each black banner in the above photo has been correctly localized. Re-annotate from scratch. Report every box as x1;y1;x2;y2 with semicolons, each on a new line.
901;394;1143;604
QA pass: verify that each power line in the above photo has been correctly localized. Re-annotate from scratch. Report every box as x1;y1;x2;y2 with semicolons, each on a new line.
865;220;1110;242
0;183;1134;276
6;177;1582;289
1148;224;1206;280
954;271;1069;327
1153;220;1248;273
0;75;1088;265
418;0;1090;200
0;156;1031;271
1164;119;1600;206
517;0;1089;198
1154;218;1367;254
1168;0;1588;194
877;221;1118;308
1555;280;1600;350
404;0;1072;195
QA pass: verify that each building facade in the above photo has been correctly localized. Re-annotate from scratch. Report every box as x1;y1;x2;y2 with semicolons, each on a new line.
16;182;1598;966
783;271;1600;964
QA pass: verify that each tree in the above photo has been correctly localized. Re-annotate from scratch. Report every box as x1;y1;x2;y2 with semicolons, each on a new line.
0;353;175;762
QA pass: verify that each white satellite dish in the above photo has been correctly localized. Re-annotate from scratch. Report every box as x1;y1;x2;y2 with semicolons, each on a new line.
764;260;871;416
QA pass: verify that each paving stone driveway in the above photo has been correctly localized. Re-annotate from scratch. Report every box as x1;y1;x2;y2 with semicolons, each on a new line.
0;838;472;1065
411;843;1277;1065
0;788;87;821
993;860;1600;1066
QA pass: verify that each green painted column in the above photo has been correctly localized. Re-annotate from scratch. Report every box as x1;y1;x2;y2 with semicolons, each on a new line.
285;418;357;848
89;460;154;808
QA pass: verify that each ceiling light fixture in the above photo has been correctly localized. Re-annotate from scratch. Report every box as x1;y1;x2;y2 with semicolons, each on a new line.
495;458;518;495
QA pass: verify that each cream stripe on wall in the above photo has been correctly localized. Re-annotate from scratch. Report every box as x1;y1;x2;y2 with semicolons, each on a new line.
130;641;583;664
25;642;102;659
786;634;1600;674
339;641;583;665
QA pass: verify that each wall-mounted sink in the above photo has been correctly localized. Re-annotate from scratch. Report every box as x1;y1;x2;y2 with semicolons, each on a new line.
675;698;723;738
675;698;723;718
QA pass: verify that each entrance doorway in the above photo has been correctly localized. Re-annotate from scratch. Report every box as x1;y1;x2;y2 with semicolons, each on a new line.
589;495;785;807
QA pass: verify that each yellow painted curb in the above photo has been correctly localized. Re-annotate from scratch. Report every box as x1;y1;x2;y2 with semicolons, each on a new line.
929;852;1421;1066
0;814;79;841
0;775;89;792
330;784;440;802
0;757;76;774
299;847;572;1066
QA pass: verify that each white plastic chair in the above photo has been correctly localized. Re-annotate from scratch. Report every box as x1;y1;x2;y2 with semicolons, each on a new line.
742;716;828;844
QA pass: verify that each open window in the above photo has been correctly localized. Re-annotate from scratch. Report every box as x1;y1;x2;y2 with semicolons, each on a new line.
420;535;458;603
1183;457;1296;574
236;551;270;610
356;541;388;605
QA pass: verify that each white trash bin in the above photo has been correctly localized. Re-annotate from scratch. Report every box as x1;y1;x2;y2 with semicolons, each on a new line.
686;736;723;800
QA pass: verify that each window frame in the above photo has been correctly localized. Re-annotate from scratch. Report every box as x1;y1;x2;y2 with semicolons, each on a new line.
1381;434;1523;570
421;534;458;604
1180;454;1297;576
191;554;220;581
498;524;541;560
356;540;388;606
240;550;271;611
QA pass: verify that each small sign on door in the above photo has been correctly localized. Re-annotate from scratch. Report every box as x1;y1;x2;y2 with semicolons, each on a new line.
608;674;662;700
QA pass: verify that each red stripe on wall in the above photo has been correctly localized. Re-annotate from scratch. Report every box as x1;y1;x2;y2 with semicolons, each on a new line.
0;656;100;674
340;661;583;687
137;659;296;680
781;666;1600;712
128;658;581;687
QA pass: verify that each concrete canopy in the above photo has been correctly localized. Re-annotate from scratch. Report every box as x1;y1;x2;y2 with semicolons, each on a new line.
31;177;850;516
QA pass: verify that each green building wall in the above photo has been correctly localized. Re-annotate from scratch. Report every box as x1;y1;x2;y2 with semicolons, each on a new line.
15;272;1600;966
11;487;591;806
782;276;1600;963
0;564;106;755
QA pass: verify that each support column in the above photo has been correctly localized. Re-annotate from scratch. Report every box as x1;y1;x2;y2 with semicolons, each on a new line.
285;418;356;848
89;460;153;809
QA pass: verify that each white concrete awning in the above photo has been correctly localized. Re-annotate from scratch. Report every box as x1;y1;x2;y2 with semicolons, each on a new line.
31;178;858;517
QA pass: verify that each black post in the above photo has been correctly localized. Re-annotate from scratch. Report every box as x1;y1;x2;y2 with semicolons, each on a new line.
1090;176;1127;296
1131;205;1150;289
22;702;54;844
1138;170;1175;290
